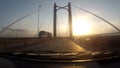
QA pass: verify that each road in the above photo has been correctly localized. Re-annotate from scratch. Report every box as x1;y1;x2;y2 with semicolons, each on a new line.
17;37;86;52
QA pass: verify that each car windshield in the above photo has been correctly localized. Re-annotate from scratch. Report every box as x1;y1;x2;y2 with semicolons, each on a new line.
0;0;120;60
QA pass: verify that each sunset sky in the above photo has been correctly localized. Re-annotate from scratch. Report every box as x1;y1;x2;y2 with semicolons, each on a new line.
0;0;120;37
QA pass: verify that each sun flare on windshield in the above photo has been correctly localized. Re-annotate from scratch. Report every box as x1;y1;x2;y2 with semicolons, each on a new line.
73;16;92;36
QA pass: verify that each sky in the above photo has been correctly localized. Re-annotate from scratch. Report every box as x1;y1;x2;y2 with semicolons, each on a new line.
0;0;120;37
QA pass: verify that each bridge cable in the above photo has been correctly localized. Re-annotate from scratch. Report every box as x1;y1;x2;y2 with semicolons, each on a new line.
47;11;53;34
57;15;61;37
71;8;80;36
0;9;38;35
72;5;120;32
34;6;53;37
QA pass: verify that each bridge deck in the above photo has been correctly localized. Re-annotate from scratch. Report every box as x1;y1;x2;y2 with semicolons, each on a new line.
17;37;86;52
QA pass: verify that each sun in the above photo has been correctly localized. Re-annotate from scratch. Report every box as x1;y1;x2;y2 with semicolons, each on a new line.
72;16;92;36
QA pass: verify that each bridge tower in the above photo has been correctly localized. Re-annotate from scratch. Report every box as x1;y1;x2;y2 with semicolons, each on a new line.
53;2;73;37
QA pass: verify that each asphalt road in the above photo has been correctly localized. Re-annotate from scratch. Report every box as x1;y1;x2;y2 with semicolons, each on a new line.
17;37;86;52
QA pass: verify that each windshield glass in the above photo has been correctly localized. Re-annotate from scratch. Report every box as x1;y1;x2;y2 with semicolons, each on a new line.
0;0;120;60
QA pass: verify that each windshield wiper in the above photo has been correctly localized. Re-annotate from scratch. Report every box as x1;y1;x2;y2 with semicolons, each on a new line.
11;50;79;56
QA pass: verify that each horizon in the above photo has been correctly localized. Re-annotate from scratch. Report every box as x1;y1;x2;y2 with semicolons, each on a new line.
0;0;120;37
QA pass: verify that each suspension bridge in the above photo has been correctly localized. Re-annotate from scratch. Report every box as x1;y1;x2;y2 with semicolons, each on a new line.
0;2;120;53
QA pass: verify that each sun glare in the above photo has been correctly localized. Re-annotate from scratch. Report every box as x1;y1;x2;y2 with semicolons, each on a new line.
73;16;92;36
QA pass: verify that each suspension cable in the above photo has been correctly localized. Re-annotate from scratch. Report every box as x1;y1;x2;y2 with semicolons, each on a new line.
57;17;60;37
71;8;78;36
72;5;120;32
0;9;38;35
47;11;53;33
39;9;52;30
34;6;53;37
